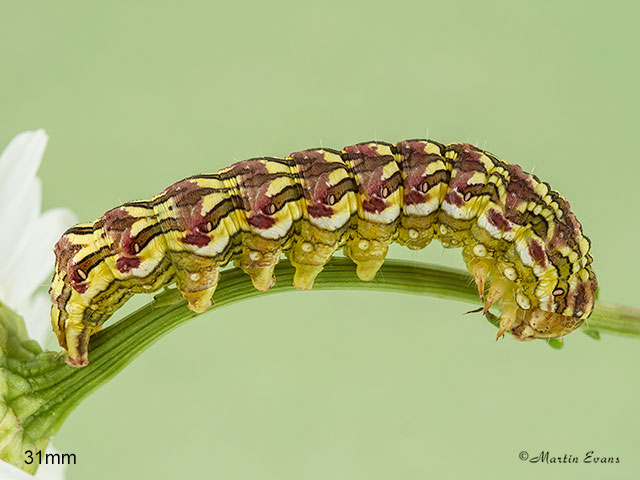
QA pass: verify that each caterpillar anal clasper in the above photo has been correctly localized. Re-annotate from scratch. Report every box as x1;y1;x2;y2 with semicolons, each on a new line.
50;140;597;366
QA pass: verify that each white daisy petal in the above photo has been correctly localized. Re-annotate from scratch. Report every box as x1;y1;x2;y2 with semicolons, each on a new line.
0;131;37;175
0;459;31;479
18;293;53;347
0;130;47;212
0;130;72;480
3;208;76;308
0;206;41;306
0;177;42;280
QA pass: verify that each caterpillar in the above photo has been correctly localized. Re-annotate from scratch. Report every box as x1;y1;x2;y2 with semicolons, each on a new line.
50;140;597;366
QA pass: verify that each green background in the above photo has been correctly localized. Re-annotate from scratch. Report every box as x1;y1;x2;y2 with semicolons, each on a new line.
2;0;639;478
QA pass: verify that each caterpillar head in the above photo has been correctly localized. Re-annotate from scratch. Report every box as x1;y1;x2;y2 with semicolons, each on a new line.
49;226;100;367
511;308;584;339
503;268;597;340
49;233;83;349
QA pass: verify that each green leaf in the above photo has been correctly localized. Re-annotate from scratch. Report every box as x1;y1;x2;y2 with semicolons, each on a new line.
546;337;564;349
582;328;601;340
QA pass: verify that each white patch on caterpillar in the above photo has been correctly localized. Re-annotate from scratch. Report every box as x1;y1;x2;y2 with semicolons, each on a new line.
404;192;441;216
131;256;164;278
363;204;400;224
501;227;520;243
477;212;502;239
533;264;553;278
538;296;554;311
441;193;476;220
196;232;231;256
310;208;351;230
254;217;293;239
515;240;535;267
473;243;487;257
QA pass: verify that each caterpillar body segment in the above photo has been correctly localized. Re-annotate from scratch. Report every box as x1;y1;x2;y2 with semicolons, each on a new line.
50;140;597;366
285;148;355;289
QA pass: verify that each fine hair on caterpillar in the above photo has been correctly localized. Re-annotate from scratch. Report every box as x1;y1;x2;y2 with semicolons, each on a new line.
50;139;597;366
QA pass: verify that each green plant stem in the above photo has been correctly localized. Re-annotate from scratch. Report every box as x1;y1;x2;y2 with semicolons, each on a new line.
2;258;639;472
